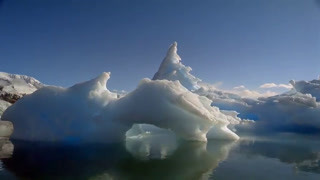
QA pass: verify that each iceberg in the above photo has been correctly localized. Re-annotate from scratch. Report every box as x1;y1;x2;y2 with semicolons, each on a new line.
2;41;319;141
1;44;240;142
2;74;239;142
103;78;239;141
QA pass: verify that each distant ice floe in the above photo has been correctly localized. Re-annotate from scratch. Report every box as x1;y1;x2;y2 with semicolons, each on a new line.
290;79;320;101
206;81;320;134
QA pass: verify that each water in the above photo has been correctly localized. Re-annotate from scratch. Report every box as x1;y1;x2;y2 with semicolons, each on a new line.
0;134;320;180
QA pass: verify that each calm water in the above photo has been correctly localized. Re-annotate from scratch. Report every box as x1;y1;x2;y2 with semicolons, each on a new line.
0;134;320;180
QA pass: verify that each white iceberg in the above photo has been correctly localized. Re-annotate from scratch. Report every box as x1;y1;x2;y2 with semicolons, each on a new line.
1;44;240;142
2;72;239;142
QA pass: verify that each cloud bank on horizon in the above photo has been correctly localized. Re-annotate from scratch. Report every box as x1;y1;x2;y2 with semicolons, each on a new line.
259;83;293;89
1;42;320;143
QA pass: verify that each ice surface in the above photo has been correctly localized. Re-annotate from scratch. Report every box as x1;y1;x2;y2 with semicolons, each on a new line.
246;91;320;133
2;72;120;142
207;84;320;134
106;78;240;141
0;100;11;117
0;121;13;139
2;71;239;142
1;42;243;142
290;79;320;101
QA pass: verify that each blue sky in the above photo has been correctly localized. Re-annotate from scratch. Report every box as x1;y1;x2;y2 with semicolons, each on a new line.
0;0;319;91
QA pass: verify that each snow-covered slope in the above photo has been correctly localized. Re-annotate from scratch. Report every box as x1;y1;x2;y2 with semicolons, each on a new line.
0;72;43;95
0;72;44;113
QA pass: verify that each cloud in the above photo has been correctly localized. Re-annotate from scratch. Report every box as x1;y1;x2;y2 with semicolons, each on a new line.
233;89;277;99
233;85;246;90
259;83;292;89
230;85;278;99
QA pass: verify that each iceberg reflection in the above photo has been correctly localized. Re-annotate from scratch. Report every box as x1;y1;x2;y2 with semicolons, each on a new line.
1;136;235;180
1;135;320;179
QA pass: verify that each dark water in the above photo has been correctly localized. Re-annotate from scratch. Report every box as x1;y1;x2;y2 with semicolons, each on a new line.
0;134;320;180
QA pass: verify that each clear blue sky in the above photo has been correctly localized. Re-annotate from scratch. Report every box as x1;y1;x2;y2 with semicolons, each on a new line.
0;0;319;91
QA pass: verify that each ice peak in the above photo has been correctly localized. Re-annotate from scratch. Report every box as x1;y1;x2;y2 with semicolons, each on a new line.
165;41;181;63
168;41;178;53
152;42;201;91
70;72;112;92
97;72;111;82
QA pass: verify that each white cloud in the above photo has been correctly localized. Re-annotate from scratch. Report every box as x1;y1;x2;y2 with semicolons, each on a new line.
232;88;277;99
229;85;278;99
233;85;246;90
259;83;292;89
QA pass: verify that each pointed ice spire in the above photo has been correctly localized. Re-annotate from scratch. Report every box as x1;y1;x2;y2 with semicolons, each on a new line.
152;42;201;91
165;41;181;63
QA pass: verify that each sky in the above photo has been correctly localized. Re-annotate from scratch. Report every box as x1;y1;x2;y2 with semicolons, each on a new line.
0;0;319;92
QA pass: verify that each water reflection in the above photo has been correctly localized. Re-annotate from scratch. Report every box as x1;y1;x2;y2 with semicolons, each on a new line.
116;140;236;179
236;137;320;174
125;133;178;160
1;135;320;179
0;136;235;180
